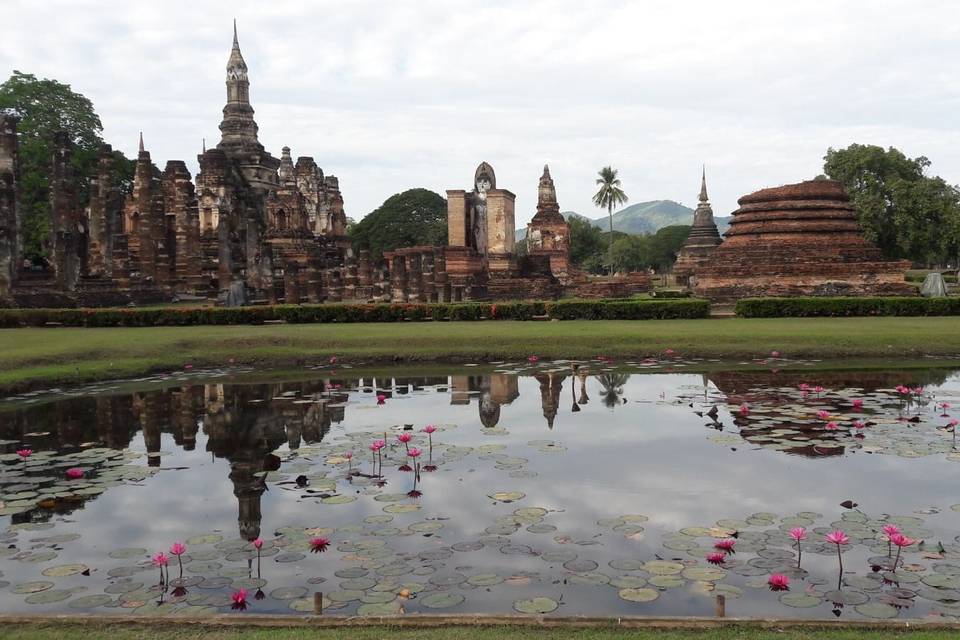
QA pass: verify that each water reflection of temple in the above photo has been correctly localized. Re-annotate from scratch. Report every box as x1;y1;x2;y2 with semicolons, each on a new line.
450;374;520;428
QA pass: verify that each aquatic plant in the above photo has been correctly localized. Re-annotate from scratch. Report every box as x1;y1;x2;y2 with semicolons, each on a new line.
789;527;807;567
65;467;84;479
706;552;726;565
169;542;186;578
714;538;736;554
310;536;330;553
768;574;790;592
890;532;916;569
825;530;850;578
152;551;169;585
231;588;248;611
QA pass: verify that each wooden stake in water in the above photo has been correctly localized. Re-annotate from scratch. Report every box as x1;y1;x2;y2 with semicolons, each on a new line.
715;594;726;618
314;591;323;614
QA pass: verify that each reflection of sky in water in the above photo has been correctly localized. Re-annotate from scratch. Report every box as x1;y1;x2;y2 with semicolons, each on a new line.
2;365;960;618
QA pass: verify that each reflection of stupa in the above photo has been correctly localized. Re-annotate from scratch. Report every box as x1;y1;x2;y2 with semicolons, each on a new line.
707;369;951;458
535;373;567;429
203;383;288;541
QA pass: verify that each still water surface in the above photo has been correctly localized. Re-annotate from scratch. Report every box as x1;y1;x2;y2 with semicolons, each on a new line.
2;356;960;619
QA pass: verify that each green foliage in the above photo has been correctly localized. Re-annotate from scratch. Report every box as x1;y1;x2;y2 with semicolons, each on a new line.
0;298;710;328
735;296;960;318
349;188;447;259
0;71;133;260
592;166;629;266
568;215;606;271
823;144;960;266
609;225;690;273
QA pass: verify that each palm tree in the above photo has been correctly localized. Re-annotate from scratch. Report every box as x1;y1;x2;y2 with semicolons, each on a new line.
592;166;629;272
597;373;630;408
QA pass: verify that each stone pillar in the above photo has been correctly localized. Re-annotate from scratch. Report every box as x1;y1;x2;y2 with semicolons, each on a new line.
327;269;343;303
87;144;121;278
421;251;436;302
283;262;299;304
0;114;20;300
306;255;323;303
358;250;372;287
433;248;449;302
163;160;203;294
344;252;358;301
50;132;82;291
407;254;422;302
446;190;468;247
390;255;407;302
486;189;516;256
111;234;131;292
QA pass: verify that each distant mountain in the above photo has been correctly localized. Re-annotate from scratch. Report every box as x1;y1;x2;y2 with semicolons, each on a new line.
516;200;702;241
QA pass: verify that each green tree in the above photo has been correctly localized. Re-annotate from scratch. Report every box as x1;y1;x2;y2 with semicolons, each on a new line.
591;166;628;270
349;188;447;259
567;215;605;271
823;144;960;266
0;71;132;260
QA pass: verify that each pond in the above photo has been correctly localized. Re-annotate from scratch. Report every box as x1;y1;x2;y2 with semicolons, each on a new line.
2;354;960;620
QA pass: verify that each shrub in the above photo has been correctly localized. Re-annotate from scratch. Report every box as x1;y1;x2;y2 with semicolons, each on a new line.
0;298;711;328
735;296;960;318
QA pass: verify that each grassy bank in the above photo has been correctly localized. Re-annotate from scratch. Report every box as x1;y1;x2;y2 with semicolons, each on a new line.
1;316;960;390
2;622;960;640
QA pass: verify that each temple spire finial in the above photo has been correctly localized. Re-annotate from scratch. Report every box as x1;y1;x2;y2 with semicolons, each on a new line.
698;165;708;203
233;18;238;48
138;131;144;152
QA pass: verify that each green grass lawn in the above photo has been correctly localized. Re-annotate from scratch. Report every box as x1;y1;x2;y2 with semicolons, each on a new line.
2;622;959;640
1;316;959;390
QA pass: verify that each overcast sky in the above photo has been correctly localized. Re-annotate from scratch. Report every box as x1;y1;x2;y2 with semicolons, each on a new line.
2;0;958;225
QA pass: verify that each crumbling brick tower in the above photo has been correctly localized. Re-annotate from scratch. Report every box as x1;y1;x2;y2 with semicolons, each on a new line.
0;114;20;301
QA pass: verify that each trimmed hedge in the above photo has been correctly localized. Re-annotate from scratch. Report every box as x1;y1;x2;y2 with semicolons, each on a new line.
736;296;960;318
0;298;710;328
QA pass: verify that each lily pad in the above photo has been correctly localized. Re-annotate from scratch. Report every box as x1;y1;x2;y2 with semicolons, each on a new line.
41;563;88;577
513;596;559;613
855;602;900;619
420;592;465;609
618;587;659;603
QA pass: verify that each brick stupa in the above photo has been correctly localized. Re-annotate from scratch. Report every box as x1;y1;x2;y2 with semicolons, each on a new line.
694;179;913;301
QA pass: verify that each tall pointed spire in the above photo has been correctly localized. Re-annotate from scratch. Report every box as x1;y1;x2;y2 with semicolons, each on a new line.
138;131;144;153
699;165;709;203
233;18;238;48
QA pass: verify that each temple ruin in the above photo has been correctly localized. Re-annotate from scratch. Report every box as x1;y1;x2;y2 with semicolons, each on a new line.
673;169;721;287
0;24;651;308
692;179;913;301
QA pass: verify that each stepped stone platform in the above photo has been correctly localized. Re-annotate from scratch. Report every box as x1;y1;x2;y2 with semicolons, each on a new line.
694;179;914;302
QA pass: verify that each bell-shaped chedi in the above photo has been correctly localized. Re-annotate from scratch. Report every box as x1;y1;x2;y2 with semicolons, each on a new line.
694;179;913;301
673;168;721;285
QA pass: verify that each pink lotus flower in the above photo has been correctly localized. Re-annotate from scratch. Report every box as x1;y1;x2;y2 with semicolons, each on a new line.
370;440;385;452
423;425;437;434
798;383;810;391
890;533;916;548
789;527;807;541
528;355;540;363
817;410;830;420
376;394;386;405
706;552;726;565
768;574;790;592
664;348;675;357
310;537;330;553
231;588;248;610
771;350;781;358
852;399;864;409
825;530;850;545
853;420;865;430
252;538;263;550
397;433;413;444
714;539;736;553
329;355;338;364
895;385;909;395
65;467;84;479
813;386;825;394
169;542;186;556
738;403;750;416
913;386;924;395
184;363;193;370
407;447;422;458
825;422;838;430
882;524;901;538
344;451;353;459
152;552;169;567
949;419;959;429
16;448;32;460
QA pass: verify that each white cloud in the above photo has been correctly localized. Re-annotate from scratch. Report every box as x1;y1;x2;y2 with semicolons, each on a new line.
1;0;958;225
